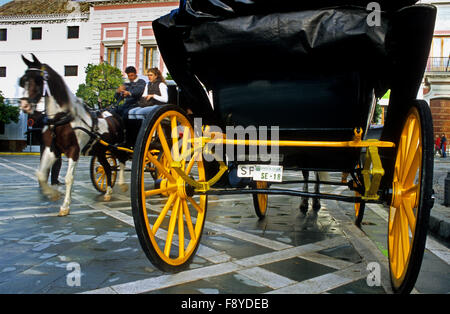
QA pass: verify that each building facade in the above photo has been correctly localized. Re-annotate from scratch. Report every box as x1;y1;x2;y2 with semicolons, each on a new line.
0;0;178;151
420;0;450;140
87;0;178;76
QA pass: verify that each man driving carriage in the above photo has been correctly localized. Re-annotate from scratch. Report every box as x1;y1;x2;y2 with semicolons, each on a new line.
113;66;146;119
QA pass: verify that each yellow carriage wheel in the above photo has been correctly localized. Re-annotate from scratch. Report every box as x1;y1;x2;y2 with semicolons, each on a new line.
90;152;117;193
131;105;207;272
354;164;365;228
388;101;434;294
354;190;365;228
252;181;268;219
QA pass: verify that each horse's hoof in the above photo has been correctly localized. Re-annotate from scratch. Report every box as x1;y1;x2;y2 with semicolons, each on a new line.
104;194;112;202
50;192;62;202
312;199;321;211
300;199;309;214
58;207;70;217
120;184;128;193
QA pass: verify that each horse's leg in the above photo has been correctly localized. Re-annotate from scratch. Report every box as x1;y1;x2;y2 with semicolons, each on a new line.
37;146;61;201
118;160;128;192
312;172;321;211
59;157;77;216
97;153;113;201
300;170;309;213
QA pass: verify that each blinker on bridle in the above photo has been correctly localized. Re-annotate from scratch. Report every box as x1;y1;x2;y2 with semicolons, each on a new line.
22;66;52;100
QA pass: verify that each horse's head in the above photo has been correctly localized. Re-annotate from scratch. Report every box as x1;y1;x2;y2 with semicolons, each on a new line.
19;54;46;114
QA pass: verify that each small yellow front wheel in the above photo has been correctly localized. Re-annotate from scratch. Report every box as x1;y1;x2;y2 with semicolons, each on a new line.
354;164;365;228
252;181;268;219
90;152;117;193
388;100;434;294
131;105;208;272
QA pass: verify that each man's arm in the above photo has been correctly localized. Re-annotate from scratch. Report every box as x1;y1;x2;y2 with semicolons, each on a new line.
128;80;146;99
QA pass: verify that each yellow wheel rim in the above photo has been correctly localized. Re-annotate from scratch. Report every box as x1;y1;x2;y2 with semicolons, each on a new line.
139;110;206;266
256;181;268;216
354;194;361;218
389;107;422;285
94;152;117;192
353;166;362;220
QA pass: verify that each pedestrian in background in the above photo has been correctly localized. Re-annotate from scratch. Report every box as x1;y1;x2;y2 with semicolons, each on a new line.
441;133;447;158
435;135;441;156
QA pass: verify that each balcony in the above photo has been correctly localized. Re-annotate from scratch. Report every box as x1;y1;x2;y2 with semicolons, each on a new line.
426;57;450;72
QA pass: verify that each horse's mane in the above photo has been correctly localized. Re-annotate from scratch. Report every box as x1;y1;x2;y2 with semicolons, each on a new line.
43;63;70;107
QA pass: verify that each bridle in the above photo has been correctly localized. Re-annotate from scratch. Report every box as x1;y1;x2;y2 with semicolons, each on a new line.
20;66;51;106
21;65;101;154
21;66;76;127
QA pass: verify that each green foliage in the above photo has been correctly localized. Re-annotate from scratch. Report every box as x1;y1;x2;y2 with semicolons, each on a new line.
165;72;173;81
76;63;124;108
0;90;20;125
372;101;382;124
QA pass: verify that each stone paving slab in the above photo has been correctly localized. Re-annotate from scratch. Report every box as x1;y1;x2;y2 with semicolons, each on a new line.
0;154;448;294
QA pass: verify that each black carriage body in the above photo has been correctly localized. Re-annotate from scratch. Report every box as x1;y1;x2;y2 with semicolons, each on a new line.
153;1;436;171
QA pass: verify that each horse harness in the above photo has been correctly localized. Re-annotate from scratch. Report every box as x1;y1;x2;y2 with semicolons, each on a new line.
30;65;102;155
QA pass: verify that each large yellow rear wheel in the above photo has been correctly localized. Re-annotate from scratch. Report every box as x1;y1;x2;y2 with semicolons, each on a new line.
388;101;434;294
131;105;207;272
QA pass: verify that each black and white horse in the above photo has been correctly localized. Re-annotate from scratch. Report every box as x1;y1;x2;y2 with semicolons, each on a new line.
19;54;128;216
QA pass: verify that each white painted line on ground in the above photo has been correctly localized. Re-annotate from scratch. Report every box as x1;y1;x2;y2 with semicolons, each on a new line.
0;209;104;221
268;262;367;294
80;236;353;294
300;251;355;270
0;162;36;180
82;262;241;294
237;267;297;289
204;221;293;251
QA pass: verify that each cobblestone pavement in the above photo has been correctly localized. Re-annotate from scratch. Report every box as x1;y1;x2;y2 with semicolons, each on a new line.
0;155;448;294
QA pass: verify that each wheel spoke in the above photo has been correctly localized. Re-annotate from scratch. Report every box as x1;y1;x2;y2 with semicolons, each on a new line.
152;193;176;235
145;151;176;183
171;116;180;161
399;135;408;180
180;126;191;170
182;199;196;242
402;197;416;236
157;124;174;165
97;173;104;185
403;146;421;187
178;200;185;258
187;197;204;214
394;212;402;275
185;151;199;175
164;197;180;257
398;204;410;267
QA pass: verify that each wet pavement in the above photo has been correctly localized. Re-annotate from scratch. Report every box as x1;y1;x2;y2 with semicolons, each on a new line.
0;154;448;294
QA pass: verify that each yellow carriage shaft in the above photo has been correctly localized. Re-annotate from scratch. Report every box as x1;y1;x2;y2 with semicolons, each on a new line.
164;128;395;200
199;137;395;148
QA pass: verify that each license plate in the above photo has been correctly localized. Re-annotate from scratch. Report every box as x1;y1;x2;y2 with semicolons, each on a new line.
237;164;283;182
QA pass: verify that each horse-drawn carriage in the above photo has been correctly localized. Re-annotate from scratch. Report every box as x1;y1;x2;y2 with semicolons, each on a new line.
19;0;436;294
126;0;437;294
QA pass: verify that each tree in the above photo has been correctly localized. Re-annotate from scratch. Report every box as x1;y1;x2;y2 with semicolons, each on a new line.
76;63;124;109
0;90;20;125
